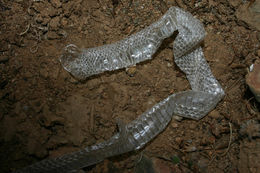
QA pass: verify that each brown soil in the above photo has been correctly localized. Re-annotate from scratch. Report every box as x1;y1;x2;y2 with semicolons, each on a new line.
0;0;260;173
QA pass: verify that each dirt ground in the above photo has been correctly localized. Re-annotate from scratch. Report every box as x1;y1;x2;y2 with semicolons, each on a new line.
0;0;260;172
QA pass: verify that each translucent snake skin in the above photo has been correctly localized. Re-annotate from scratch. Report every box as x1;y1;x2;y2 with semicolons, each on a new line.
15;6;224;173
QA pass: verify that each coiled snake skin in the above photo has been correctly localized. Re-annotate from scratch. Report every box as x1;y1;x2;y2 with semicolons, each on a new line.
15;6;224;173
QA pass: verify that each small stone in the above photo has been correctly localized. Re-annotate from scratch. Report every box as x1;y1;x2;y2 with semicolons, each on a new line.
98;30;103;35
126;66;137;77
172;115;183;121
144;89;151;96
246;61;260;102
211;124;221;138
184;146;197;152
208;110;221;119
171;122;178;128
175;137;183;145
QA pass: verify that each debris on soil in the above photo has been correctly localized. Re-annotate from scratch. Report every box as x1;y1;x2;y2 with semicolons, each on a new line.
246;61;260;102
126;66;137;77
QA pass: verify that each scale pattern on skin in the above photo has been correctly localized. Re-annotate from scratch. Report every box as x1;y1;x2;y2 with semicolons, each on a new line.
15;7;224;173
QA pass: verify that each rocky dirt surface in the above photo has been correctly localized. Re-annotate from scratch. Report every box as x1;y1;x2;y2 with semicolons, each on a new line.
0;0;260;172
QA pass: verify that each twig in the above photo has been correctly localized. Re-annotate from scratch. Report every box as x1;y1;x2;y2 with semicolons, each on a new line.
208;123;233;166
208;154;216;166
207;144;217;166
19;23;30;36
244;97;257;116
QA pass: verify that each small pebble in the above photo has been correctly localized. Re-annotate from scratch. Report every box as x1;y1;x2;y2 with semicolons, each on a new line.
211;124;221;138
208;110;221;119
185;146;197;152
172;115;183;121
171;122;178;128
246;61;260;102
126;66;137;77
175;137;183;145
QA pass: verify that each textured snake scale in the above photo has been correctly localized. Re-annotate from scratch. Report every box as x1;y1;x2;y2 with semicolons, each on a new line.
15;6;224;173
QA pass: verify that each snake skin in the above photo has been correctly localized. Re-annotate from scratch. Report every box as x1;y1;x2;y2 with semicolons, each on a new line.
15;6;224;173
